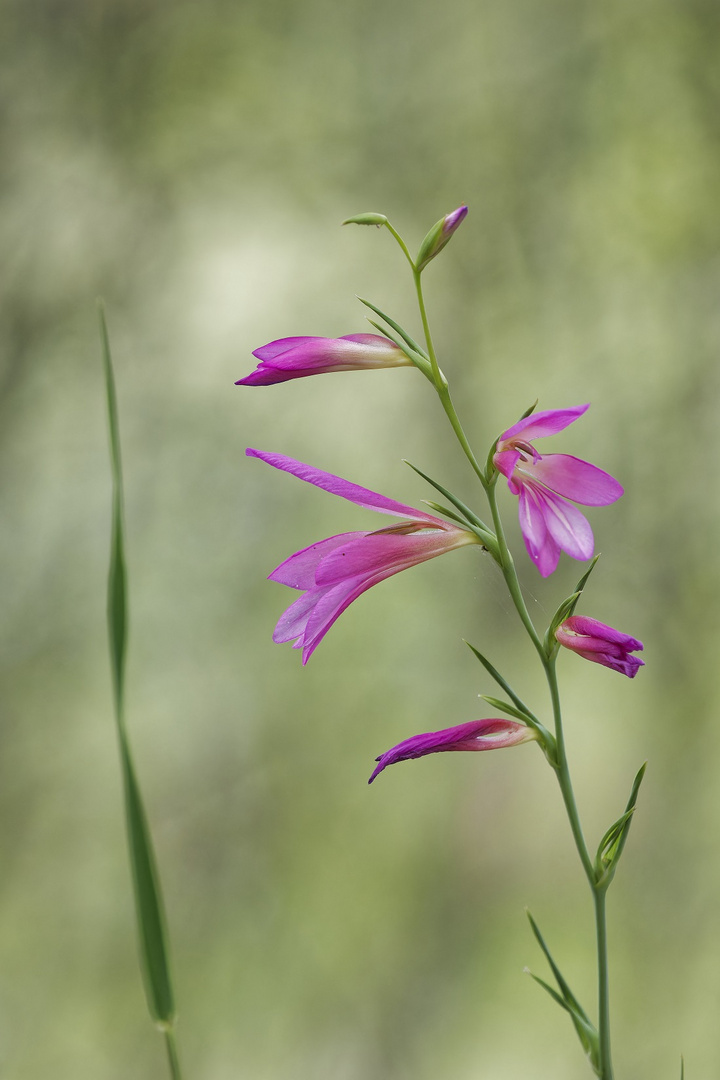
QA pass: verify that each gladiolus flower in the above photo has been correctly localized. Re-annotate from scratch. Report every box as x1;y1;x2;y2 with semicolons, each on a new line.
236;334;411;386
368;719;537;783
493;404;623;577
555;616;644;678
246;448;481;664
415;205;468;271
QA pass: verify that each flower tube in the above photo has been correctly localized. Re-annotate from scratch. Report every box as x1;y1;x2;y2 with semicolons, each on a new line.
236;334;411;386
555;616;644;678
493;405;623;577
369;719;537;783
247;449;481;664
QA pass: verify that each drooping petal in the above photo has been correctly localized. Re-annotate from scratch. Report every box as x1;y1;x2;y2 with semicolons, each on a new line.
247;448;439;522
498;404;590;446
519;454;623;506
368;718;536;783
518;487;561;577
532;486;595;562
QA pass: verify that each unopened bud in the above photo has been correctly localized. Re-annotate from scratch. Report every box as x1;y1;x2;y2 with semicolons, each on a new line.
415;205;468;271
342;212;389;226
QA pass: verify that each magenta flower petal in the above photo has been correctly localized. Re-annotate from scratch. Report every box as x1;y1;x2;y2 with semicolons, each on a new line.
498;404;590;445
520;454;624;506
247;448;436;522
237;334;410;386
248;450;480;663
315;529;476;586
532;488;594;562
556;615;644;678
368;718;536;783
493;404;622;575
268;533;365;589
252;336;326;362
518;489;561;577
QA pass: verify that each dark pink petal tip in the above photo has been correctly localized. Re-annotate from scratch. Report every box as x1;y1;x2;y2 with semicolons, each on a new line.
443;205;468;233
368;718;535;784
556;616;644;677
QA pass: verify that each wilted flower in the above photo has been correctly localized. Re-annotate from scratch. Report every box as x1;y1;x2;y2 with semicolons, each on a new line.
236;334;410;386
555;615;644;678
369;718;537;783
493;404;623;577
247;449;481;664
415;205;468;271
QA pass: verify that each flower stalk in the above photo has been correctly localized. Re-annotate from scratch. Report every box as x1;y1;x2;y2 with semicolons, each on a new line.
239;206;646;1080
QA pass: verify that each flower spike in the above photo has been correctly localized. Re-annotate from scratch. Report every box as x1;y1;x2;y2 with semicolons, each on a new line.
247;449;481;664
369;719;537;783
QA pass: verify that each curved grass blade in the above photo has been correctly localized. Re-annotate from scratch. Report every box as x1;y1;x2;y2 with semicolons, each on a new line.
100;304;182;1075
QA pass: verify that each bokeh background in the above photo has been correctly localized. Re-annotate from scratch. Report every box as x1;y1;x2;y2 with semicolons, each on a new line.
2;0;720;1076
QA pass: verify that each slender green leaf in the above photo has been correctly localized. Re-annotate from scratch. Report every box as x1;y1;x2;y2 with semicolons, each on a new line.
363;319;431;376
526;912;593;1026
596;762;647;886
403;460;496;548
680;1055;685;1080
519;399;539;420
423;501;478;528
527;912;600;1072
465;643;536;720
572;554;601;598
543;557;602;655
480;695;535;724
100;303;177;1031
357;296;429;359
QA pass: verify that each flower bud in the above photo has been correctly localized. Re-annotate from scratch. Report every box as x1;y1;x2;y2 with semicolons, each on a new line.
342;212;389;226
555;616;644;678
415;205;468;271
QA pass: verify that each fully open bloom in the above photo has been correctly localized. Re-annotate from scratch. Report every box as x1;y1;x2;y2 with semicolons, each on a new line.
493;405;623;577
556;615;644;678
247;448;481;664
369;719;537;783
236;333;411;386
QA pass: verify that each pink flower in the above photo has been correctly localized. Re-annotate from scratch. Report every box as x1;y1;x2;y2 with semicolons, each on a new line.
246;449;480;664
555;616;644;678
493;405;623;577
236;334;411;386
369;719;537;783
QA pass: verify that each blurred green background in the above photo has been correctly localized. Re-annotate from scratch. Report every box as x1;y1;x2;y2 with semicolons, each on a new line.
2;0;720;1076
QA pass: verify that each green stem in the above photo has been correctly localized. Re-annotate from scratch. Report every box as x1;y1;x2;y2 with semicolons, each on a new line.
163;1025;183;1080
594;887;614;1080
384;222;417;271
408;267;614;1078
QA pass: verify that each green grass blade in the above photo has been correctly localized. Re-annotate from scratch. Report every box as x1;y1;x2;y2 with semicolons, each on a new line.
100;303;179;1038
